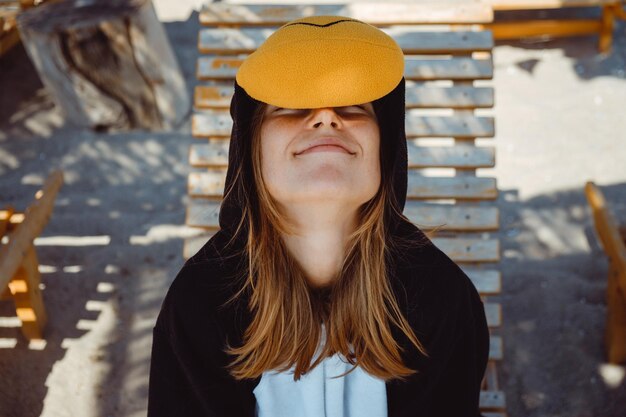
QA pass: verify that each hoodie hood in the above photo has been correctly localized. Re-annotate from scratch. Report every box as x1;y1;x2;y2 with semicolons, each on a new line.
219;77;409;240
217;15;413;245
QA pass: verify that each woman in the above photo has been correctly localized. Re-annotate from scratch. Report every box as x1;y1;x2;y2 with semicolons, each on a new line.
148;15;489;417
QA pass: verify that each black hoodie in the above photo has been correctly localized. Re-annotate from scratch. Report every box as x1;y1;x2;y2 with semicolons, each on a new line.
147;73;489;417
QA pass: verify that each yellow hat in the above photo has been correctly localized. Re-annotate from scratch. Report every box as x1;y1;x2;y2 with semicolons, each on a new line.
235;15;404;109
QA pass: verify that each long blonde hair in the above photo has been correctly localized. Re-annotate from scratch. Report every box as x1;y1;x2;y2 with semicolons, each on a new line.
221;101;432;382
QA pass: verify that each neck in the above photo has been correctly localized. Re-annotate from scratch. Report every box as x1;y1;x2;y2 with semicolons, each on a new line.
279;202;358;289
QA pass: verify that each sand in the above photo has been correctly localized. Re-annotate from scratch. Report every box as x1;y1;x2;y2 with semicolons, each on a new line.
0;1;625;416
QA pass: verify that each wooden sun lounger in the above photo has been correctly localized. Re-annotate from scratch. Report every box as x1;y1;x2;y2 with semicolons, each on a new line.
585;181;626;364
185;3;506;415
0;169;63;340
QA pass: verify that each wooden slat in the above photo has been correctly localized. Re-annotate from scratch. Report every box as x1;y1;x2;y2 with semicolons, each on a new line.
485;302;502;327
199;28;493;55
484;360;500;390
489;335;503;360
405;85;495;109
186;196;499;232
186;229;501;297
406;175;498;200
195;84;495;109
189;142;230;167
195;84;235;109
479;388;507;409
188;171;497;201
462;268;502;295
192;110;495;138
197;56;494;81
431;236;500;262
487;0;619;11
489;19;602;40
199;3;494;26
407;143;495;168
192;111;232;137
190;142;495;169
183;232;501;285
188;222;501;264
405;113;494;138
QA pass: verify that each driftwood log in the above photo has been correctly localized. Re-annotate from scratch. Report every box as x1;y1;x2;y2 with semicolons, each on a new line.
16;0;189;131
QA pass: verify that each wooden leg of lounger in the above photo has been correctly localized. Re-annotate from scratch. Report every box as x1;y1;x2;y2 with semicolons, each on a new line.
605;262;626;364
8;244;47;340
599;5;615;54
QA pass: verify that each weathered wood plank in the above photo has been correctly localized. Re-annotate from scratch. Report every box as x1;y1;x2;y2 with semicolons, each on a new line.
431;237;500;262
188;171;497;201
195;84;495;109
485;302;502;327
16;0;189;131
189;141;230;167
489;335;503;360
479;387;506;409
487;0;618;11
461;268;502;295
197;56;494;81
183;231;502;272
199;28;493;54
192;110;495;138
408;143;495;168
406;174;498;200
199;3;494;26
186;196;499;232
190;142;495;169
405;85;495;109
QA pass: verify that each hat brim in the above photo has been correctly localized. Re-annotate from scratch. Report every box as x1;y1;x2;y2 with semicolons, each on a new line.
235;16;404;109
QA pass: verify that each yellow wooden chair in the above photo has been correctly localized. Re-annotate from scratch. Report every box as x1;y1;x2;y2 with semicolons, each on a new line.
585;181;626;364
185;3;506;415
0;169;63;340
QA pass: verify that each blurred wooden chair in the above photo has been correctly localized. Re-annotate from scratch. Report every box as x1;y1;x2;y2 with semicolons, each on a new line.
585;181;626;364
482;0;626;53
0;0;49;57
0;169;63;340
185;3;506;415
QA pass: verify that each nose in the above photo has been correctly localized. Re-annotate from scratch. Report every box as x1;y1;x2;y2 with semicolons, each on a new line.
310;107;342;129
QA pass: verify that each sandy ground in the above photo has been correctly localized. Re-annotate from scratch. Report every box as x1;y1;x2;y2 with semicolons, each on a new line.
1;1;625;416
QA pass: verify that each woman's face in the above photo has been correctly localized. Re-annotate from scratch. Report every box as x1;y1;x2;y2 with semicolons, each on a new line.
259;103;381;209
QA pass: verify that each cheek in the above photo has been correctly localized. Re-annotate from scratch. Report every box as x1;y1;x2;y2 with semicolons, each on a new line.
259;129;289;190
364;128;381;171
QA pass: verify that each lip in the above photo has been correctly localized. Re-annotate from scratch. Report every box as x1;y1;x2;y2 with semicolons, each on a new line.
295;137;355;156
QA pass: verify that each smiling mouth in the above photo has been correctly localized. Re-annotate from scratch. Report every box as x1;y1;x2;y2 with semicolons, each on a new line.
296;145;355;156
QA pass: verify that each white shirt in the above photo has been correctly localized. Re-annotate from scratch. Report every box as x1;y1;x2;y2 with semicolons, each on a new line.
253;324;388;417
